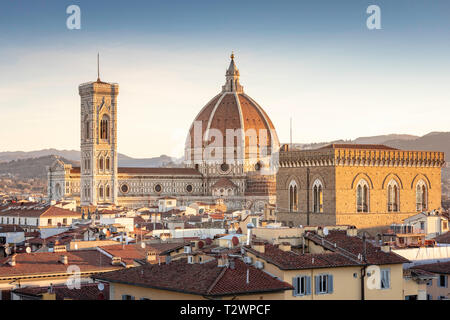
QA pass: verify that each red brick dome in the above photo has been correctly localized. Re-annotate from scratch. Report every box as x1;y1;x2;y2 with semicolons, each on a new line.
186;54;279;163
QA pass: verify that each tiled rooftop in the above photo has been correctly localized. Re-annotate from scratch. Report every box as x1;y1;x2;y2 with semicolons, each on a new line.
0;250;121;279
94;258;292;297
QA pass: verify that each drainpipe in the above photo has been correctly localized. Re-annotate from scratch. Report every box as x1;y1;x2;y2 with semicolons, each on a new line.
306;168;310;225
361;266;366;300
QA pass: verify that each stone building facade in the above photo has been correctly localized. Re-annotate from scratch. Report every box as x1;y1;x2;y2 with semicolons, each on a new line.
47;54;279;211
276;144;445;230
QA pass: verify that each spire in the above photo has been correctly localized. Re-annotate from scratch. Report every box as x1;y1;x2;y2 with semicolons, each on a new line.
222;52;244;93
97;53;101;82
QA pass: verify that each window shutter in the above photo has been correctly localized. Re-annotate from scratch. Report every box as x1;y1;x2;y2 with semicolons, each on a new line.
306;276;311;295
328;275;334;293
315;276;320;295
387;270;390;289
445;276;448;288
292;277;299;296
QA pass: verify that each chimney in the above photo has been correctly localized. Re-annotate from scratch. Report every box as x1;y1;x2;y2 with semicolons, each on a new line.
111;256;122;266
217;255;229;267
251;241;265;254
146;252;157;263
346;227;358;237
9;254;17;267
317;227;324;237
60;255;68;265
246;222;255;246
279;242;291;252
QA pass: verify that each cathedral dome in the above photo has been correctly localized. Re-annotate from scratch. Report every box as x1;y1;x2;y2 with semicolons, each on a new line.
185;54;280;166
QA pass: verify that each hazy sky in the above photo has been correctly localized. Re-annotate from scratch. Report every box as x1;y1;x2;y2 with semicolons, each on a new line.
1;0;449;158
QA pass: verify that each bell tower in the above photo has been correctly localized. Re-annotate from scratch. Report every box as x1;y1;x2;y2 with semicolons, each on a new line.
79;62;119;207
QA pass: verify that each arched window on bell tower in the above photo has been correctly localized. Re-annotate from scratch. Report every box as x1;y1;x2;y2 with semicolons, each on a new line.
105;157;110;171
100;115;109;140
85;120;90;139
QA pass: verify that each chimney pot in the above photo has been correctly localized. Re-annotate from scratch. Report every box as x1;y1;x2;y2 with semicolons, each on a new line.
60;255;68;265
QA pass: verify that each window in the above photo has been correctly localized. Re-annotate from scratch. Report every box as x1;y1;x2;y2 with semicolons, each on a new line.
315;274;333;294
47;219;52;226
381;269;391;289
63;218;67;225
100;115;109;140
85;120;90;139
387;180;400;212
312;180;323;213
154;184;162;193
416;180;427;211
356;180;369;213
98;157;104;171
186;184;193;193
105;157;110;170
140;298;151;300
439;275;448;288
293;276;311;296
121;184;129;194
122;295;135;300
99;186;104;198
420;221;425;232
289;181;298;212
106;185;110;198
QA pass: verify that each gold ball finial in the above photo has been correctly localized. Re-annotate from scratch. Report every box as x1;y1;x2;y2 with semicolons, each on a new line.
230;52;234;60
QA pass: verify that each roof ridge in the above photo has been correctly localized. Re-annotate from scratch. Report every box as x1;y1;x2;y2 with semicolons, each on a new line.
206;263;228;295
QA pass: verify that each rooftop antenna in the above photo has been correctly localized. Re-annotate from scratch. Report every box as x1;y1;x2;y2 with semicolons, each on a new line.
97;53;100;82
290;117;292;149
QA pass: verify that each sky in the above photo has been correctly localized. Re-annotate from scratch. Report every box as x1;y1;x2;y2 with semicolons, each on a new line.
0;0;449;158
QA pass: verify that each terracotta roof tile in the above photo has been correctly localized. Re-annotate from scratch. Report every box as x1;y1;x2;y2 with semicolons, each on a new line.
411;261;450;275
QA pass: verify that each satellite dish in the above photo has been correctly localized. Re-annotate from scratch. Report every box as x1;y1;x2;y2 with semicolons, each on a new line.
97;283;105;291
25;247;31;254
323;227;329;236
247;222;255;229
102;228;107;234
141;242;146;249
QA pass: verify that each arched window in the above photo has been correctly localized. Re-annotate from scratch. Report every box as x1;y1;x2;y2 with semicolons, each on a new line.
312;179;323;213
356;180;369;213
99;185;104;198
100;115;109;140
98;157;104;170
416;180;428;211
387;180;400;212
85;120;90;139
105;157;110;170
106;185;110;198
289;181;298;212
